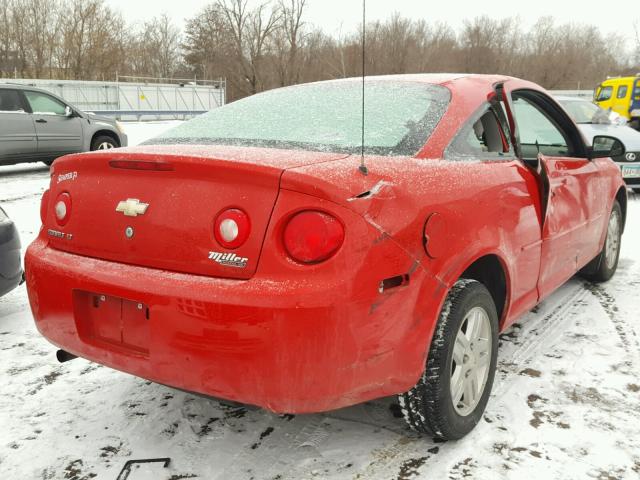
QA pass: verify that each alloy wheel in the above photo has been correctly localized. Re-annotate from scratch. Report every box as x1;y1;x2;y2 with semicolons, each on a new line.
605;208;621;270
450;306;492;416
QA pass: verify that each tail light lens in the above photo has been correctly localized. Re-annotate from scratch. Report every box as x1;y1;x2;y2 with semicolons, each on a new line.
283;211;344;264
214;208;251;249
40;189;50;224
54;192;72;226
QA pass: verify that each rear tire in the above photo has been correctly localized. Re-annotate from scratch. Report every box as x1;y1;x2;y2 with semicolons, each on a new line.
91;135;118;151
398;279;498;440
580;200;622;283
632;188;640;194
43;160;53;166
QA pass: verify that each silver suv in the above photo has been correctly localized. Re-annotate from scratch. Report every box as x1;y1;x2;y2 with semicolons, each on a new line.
0;84;127;166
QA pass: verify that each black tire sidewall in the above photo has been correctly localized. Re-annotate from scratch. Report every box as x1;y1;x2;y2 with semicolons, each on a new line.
596;201;622;282
91;135;117;151
436;282;499;439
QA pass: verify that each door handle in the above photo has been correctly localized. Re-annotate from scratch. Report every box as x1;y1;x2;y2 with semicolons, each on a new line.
35;118;47;123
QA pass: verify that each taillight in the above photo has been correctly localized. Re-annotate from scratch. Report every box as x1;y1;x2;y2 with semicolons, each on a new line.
283;210;344;264
54;192;72;226
214;208;251;249
40;189;50;224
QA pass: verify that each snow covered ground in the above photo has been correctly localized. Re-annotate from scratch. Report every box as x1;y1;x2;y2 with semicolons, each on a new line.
1;124;639;479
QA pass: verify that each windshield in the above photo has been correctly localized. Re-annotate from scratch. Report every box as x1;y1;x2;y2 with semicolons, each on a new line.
148;80;450;156
559;99;611;124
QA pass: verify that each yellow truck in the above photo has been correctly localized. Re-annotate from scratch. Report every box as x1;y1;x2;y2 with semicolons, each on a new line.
594;75;640;130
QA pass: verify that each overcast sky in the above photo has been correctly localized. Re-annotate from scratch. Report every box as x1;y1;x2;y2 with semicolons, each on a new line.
106;0;639;49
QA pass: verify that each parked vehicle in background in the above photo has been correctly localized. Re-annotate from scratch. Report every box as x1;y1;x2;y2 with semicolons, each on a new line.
0;84;127;167
557;96;640;193
26;74;627;441
0;206;22;297
594;76;640;130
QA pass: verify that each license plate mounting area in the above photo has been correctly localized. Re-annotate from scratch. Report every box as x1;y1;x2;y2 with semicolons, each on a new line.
73;290;150;356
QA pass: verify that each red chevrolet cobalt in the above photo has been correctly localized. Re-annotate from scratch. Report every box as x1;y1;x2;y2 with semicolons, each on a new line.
26;74;626;440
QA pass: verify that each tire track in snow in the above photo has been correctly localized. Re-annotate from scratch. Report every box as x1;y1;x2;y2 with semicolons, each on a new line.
583;271;640;367
492;282;588;399
1;192;45;204
212;415;328;480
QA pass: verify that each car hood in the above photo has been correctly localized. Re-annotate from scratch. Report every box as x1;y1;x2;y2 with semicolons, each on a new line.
577;123;640;151
86;112;117;125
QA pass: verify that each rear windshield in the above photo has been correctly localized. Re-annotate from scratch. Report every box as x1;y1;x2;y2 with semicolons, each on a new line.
148;81;450;156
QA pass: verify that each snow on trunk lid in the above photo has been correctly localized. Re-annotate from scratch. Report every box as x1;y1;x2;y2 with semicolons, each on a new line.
44;148;305;280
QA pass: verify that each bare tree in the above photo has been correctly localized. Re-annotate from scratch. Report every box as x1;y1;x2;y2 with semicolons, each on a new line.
133;14;182;78
0;0;634;96
634;21;640;68
24;0;62;78
220;0;281;95
273;0;306;86
0;0;14;75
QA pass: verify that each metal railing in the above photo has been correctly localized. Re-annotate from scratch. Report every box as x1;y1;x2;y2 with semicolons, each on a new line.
4;77;226;120
91;109;208;121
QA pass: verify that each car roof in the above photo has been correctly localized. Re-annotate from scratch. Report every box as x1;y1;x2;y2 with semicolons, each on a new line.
0;83;55;94
318;73;512;86
600;76;638;85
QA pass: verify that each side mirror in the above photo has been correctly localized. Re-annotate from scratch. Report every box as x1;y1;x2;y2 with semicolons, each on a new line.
64;106;74;117
589;135;625;159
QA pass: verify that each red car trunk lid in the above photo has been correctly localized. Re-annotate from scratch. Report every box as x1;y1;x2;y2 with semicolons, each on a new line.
45;145;347;279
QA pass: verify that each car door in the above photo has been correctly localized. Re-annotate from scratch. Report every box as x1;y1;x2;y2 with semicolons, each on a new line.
22;90;83;157
444;101;543;321
501;86;605;299
611;82;630;119
0;89;37;163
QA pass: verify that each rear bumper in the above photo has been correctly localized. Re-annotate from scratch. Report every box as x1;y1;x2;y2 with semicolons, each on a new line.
25;236;435;413
0;220;22;297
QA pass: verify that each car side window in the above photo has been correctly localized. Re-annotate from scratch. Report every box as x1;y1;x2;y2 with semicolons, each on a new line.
24;91;67;116
0;90;26;113
445;106;513;160
512;96;571;160
596;86;613;101
617;85;628;99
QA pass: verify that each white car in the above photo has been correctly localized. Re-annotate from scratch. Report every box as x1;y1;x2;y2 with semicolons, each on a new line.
557;96;640;193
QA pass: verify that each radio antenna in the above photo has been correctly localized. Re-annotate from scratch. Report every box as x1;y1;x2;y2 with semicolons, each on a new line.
358;0;368;175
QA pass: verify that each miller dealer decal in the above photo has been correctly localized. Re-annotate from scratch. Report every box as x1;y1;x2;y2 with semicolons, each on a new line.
208;252;249;268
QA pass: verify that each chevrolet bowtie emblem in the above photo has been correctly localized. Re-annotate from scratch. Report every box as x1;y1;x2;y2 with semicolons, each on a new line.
116;199;149;217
